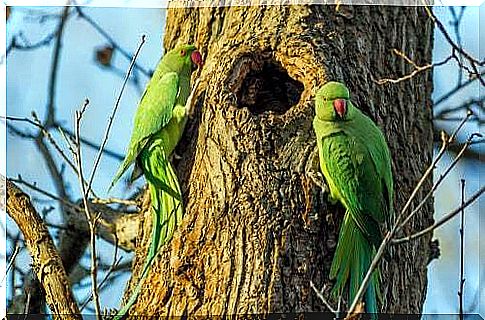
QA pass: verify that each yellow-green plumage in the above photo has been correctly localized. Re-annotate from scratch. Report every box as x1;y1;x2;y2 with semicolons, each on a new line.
313;82;393;314
110;44;201;319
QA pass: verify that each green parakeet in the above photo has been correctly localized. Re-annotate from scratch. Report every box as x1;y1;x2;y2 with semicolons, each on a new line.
110;44;203;319
312;82;393;314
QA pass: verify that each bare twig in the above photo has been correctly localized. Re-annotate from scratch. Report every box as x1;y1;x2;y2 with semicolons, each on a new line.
80;239;122;311
2;115;79;177
392;185;484;244
398;132;481;230
45;7;70;127
310;280;337;315
85;34;146;197
434;129;484;162
58;125;124;161
3;32;58;63
57;125;77;159
75;7;152;78
422;5;484;86
73;100;102;319
1;244;21;286
458;179;465;320
2;8;73;64
434;97;484;121
10;176;82;212
434;70;485;107
374;50;452;85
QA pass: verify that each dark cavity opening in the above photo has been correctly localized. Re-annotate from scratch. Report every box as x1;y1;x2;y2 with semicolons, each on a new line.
236;59;304;115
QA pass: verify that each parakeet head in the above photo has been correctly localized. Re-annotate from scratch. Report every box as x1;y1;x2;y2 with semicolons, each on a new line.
315;81;354;121
164;44;203;73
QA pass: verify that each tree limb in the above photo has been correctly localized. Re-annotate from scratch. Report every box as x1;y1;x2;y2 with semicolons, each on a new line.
5;177;81;319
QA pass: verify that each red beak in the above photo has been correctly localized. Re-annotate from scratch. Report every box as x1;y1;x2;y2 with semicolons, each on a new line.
333;99;347;118
191;50;204;68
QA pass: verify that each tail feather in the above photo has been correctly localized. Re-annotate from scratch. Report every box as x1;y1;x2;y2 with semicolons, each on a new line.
330;213;379;314
113;148;183;319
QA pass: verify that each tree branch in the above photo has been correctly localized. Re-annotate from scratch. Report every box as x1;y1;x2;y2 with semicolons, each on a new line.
5;177;81;319
45;7;69;127
85;34;146;196
9;176;142;252
75;7;152;78
392;184;484;244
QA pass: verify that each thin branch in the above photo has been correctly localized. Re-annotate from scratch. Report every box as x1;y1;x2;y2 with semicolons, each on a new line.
73;100;102;319
80;239;122;311
10;176;82;212
1;244;21;286
85;35;146;196
398;132;482;230
425;6;483;67
2;115;79;177
449;7;465;85
310;280;337;315
458;179;465;320
57;125;77;157
422;5;484;86
374;51;452;85
446;145;483;162
434;97;484;121
75;7;152;78
392;185;484;244
1;9;74;65
59;125;124;161
434;70;485;107
45;7;70;127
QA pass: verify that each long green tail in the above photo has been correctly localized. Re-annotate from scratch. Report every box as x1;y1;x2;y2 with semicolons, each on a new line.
330;213;379;315
113;146;183;320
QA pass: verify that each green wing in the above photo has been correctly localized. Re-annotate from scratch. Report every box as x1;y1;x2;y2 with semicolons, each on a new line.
319;132;383;245
110;72;179;190
350;106;394;226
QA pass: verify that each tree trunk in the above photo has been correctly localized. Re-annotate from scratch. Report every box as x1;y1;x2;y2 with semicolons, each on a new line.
123;4;435;315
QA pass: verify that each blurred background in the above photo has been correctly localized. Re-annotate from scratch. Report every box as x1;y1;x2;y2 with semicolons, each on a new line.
1;3;483;316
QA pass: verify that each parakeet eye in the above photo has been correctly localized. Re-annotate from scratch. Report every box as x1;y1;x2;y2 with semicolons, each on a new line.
180;49;187;56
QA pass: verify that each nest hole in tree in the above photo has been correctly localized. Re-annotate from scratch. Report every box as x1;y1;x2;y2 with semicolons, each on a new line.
235;57;304;115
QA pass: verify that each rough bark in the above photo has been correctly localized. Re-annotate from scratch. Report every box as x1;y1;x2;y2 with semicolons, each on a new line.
6;178;81;319
123;5;435;316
